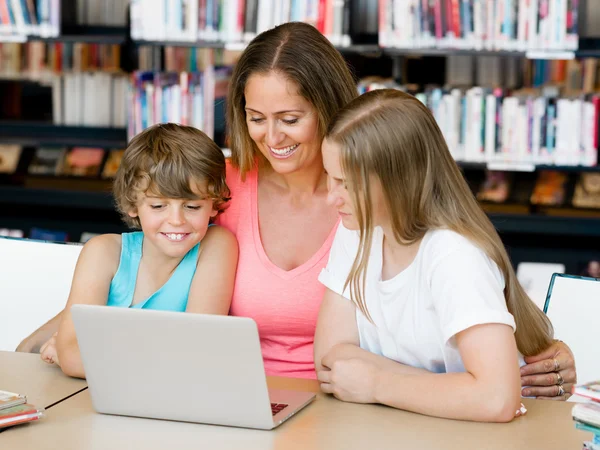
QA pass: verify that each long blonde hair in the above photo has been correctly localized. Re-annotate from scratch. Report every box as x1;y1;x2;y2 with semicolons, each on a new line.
227;22;357;179
325;89;553;357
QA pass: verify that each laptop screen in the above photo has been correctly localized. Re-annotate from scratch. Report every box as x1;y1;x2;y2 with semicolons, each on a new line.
544;273;600;386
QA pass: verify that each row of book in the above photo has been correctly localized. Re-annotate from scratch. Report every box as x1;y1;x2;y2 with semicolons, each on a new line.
379;0;579;52
359;79;600;167
51;72;128;127
0;42;123;78
572;381;600;450
74;0;129;27
128;67;233;140
130;0;353;47
445;56;600;94
0;390;44;430
0;0;59;39
137;45;240;72
0;144;124;178
477;170;600;209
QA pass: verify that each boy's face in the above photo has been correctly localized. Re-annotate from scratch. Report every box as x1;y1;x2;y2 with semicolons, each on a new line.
128;184;218;260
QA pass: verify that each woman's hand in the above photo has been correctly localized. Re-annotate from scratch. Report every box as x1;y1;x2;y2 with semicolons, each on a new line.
40;333;60;367
520;340;576;400
317;350;380;404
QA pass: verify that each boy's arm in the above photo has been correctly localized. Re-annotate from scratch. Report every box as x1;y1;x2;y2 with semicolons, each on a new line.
186;226;238;315
16;311;63;353
55;235;120;378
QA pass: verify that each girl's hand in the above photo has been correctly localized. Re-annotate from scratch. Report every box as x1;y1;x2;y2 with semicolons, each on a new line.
317;352;379;404
40;333;60;366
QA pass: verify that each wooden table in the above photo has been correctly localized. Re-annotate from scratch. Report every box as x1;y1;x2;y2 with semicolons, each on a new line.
1;372;592;449
0;351;86;408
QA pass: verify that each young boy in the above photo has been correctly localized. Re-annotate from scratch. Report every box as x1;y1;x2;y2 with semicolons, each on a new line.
38;123;238;378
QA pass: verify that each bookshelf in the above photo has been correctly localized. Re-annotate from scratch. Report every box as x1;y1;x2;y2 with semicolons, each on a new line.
1;0;600;271
0;123;127;148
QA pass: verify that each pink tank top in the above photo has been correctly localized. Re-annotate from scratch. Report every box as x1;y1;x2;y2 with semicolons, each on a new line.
216;161;339;379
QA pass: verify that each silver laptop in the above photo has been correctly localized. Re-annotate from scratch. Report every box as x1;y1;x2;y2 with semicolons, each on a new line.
71;305;315;430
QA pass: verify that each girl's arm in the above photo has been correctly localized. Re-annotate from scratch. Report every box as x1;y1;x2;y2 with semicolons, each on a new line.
370;323;521;422
314;288;430;376
55;235;120;378
186;226;238;315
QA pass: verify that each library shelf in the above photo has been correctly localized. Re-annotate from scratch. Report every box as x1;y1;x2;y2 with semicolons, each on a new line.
3;184;600;238
489;212;600;237
457;162;600;173
0;123;128;148
0;26;128;45
0;185;115;211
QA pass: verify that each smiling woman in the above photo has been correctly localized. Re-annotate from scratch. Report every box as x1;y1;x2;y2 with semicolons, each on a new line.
216;22;358;378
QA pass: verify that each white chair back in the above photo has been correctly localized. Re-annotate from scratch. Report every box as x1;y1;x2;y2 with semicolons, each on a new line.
544;273;600;387
0;237;82;351
517;262;565;310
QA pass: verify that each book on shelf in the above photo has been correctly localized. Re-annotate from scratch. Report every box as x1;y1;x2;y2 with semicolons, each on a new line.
79;231;100;243
0;0;60;38
573;173;600;209
0;144;22;174
75;0;129;26
61;147;105;177
128;68;218;139
101;149;124;178
378;0;579;52
29;227;68;242
130;0;352;47
0;229;24;238
27;147;66;175
530;170;568;206
358;77;600;168
476;171;512;203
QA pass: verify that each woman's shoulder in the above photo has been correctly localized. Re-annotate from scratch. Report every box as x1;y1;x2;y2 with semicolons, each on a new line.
225;159;255;194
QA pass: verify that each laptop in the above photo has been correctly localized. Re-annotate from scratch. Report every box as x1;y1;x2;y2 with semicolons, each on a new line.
544;273;600;387
71;305;316;430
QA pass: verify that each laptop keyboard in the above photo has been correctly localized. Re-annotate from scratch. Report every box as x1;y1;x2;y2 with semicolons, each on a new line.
271;403;289;416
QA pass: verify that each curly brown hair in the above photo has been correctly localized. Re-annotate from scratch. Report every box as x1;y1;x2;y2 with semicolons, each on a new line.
113;123;230;228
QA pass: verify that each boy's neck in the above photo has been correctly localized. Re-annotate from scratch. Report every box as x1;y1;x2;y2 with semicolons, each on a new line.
140;237;185;273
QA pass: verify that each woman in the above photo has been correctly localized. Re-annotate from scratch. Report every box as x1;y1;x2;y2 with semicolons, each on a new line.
314;89;562;421
20;22;575;399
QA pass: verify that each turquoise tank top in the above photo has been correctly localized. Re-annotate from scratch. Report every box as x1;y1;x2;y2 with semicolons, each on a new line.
106;231;200;311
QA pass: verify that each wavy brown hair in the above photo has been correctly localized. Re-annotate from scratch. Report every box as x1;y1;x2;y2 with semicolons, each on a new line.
227;21;357;179
326;89;553;357
113;123;230;228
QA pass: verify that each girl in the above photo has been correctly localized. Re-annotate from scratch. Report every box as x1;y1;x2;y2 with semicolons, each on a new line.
41;124;238;378
314;89;554;422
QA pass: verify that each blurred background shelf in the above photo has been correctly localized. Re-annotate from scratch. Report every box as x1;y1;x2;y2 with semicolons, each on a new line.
0;123;128;148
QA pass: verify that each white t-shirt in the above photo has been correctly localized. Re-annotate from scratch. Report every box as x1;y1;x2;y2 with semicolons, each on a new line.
318;225;519;373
